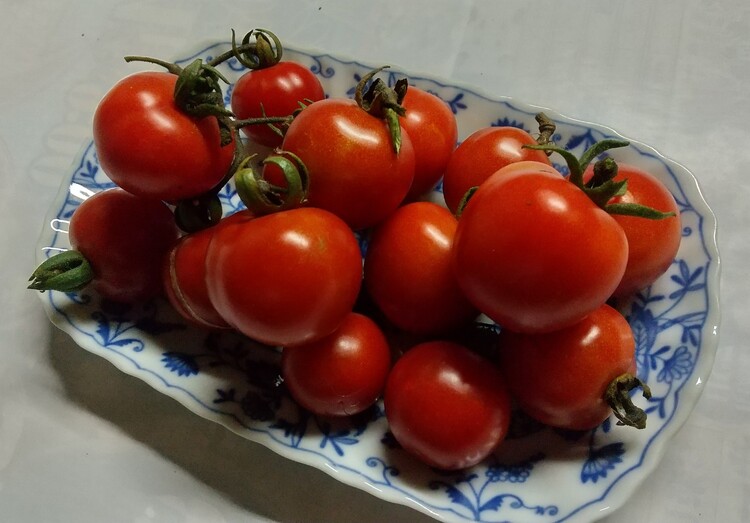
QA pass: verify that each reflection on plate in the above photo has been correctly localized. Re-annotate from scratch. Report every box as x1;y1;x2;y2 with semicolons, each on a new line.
34;42;720;523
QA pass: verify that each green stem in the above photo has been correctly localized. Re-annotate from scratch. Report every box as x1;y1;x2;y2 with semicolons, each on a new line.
124;55;182;74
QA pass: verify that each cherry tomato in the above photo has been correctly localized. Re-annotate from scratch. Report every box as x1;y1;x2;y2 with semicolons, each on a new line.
364;202;477;335
274;98;416;230
592;163;682;297
384;341;512;470
399;87;457;199
93;72;236;201
281;312;391;417
162;213;250;329
70;188;179;303
452;161;628;333
497;304;637;430
442;126;551;214
231;61;325;148
204;207;363;347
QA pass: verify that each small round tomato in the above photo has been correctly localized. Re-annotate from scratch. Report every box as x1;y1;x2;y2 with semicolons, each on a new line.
592;163;682;297
399;87;457;199
274;98;415;230
204;207;363;347
163;212;249;329
453;161;628;333
69;188;178;302
442;126;551;214
364;202;477;335
497;304;639;431
281;313;391;417
384;341;512;470
94;71;236;201
231;61;325;148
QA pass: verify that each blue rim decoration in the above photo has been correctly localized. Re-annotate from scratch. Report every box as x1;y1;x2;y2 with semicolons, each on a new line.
35;41;720;523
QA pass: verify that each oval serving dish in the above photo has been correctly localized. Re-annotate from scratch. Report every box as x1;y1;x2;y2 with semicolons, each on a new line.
34;41;720;523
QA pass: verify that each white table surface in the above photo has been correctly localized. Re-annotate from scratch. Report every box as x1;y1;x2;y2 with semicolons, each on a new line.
1;1;747;521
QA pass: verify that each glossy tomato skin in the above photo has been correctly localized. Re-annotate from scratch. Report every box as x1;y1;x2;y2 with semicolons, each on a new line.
204;207;363;347
69;188;179;303
453;161;628;333
592;164;682;297
384;341;512;470
162;213;250;329
231;61;325;148
94;72;236;201
276;98;416;230
442;126;551;214
497;304;637;430
281;313;391;417
399;87;457;199
364;202;477;335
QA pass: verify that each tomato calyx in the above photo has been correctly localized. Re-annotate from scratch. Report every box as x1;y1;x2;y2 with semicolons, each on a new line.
229;28;283;70
526;140;676;220
354;66;408;154
234;151;309;215
28;250;94;293
605;373;652;429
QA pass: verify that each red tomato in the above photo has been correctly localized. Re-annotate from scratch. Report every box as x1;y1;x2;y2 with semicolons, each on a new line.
592;163;682;297
93;72;236;201
70;188;179;303
442;126;551;214
452;161;628;333
281;312;391;417
162;213;250;329
231;61;325;148
204;207;363;347
384;341;512;470
364;202;477;335
497;304;638;430
274;98;416;230
399;87;457;199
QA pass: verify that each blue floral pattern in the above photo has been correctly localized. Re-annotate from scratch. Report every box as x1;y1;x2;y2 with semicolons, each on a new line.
35;41;720;523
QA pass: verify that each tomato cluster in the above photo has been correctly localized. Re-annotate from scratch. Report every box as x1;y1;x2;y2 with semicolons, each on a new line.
29;29;684;472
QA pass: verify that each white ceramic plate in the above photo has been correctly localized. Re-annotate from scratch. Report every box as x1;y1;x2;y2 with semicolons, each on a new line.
34;41;720;523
